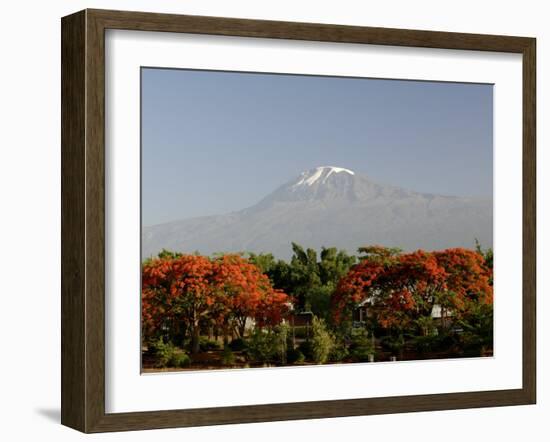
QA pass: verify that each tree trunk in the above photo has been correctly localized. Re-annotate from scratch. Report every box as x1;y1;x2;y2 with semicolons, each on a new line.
398;333;405;361
191;323;201;354
238;318;247;338
223;323;229;346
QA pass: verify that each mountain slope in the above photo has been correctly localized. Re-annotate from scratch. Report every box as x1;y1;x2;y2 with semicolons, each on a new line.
142;166;492;260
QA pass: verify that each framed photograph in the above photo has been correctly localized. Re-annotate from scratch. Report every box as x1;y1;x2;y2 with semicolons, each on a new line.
61;9;536;433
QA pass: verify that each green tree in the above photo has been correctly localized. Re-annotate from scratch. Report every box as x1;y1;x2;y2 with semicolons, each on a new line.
289;243;320;309
311;316;334;364
245;326;288;365
248;253;293;294
247;252;276;274
309;285;333;321
475;238;494;280
319;247;356;285
357;245;402;263
349;327;375;362
459;303;494;356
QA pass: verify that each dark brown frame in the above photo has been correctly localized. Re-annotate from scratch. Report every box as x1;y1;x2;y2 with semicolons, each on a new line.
61;8;536;433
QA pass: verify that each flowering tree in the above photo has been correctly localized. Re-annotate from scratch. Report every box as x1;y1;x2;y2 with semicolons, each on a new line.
142;257;174;343
383;250;448;324
142;253;290;354
142;255;220;354
330;258;386;325
213;254;290;337
331;247;492;333
254;288;291;329
433;248;493;317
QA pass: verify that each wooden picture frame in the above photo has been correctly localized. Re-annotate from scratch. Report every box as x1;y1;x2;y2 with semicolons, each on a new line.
61;8;536;433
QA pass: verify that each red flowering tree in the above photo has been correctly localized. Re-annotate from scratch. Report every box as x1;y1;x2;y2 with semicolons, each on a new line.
142;257;174;343
334;250;444;330
143;253;290;354
383;251;448;325
433;248;493;317
142;255;219;354
254;288;291;329
330;258;386;325
213;254;290;338
332;246;493;335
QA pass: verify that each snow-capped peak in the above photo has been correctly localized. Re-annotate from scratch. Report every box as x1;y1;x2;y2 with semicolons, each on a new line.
293;166;355;187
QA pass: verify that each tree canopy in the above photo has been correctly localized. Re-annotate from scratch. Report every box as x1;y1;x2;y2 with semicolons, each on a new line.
331;247;493;333
142;254;290;353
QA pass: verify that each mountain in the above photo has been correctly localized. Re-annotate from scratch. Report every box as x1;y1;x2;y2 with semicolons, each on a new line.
142;166;493;260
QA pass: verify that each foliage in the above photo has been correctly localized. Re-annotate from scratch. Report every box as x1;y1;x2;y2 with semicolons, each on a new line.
246;252;277;274
434;248;493;316
297;340;314;361
150;339;190;368
380;334;405;357
331;255;386;325
142;253;290;354
332;247;493;335
286;347;306;364
311;316;335;364
475;238;494;271
357;245;402;262
254;288;291;330
199;337;222;352
458;303;494;356
415;315;437;337
142;243;494;368
348;327;375;362
221;346;236;366
411;334;441;355
169;350;191;368
318;247;357;286
328;333;350;362
228;337;247;351
142;255;220;354
249;244;355;315
245;329;282;364
213;254;291;337
150;339;175;368
308;285;334;322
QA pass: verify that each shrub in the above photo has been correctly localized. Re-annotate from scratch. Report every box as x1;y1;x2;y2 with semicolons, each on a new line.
246;329;280;364
298;340;314;361
458;304;494;356
277;324;290;364
222;346;235;366
349;328;375;362
415;316;437;337
169;350;191;368
151;339;176;368
199;337;222;351
311;317;334;364
229;337;247;352
380;334;405;357
412;334;439;355
151;339;190;368
286;347;305;364
329;335;349;362
439;331;458;348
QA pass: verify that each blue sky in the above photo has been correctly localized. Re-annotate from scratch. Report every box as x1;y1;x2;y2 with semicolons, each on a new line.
142;68;493;226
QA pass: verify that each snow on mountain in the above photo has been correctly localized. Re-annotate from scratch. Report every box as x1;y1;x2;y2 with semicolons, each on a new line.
293;166;355;187
142;167;493;260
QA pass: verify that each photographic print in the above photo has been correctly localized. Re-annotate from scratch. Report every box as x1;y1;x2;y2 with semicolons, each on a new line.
140;68;494;372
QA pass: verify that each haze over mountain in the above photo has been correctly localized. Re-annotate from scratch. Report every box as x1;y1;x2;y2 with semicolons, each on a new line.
142;166;493;260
